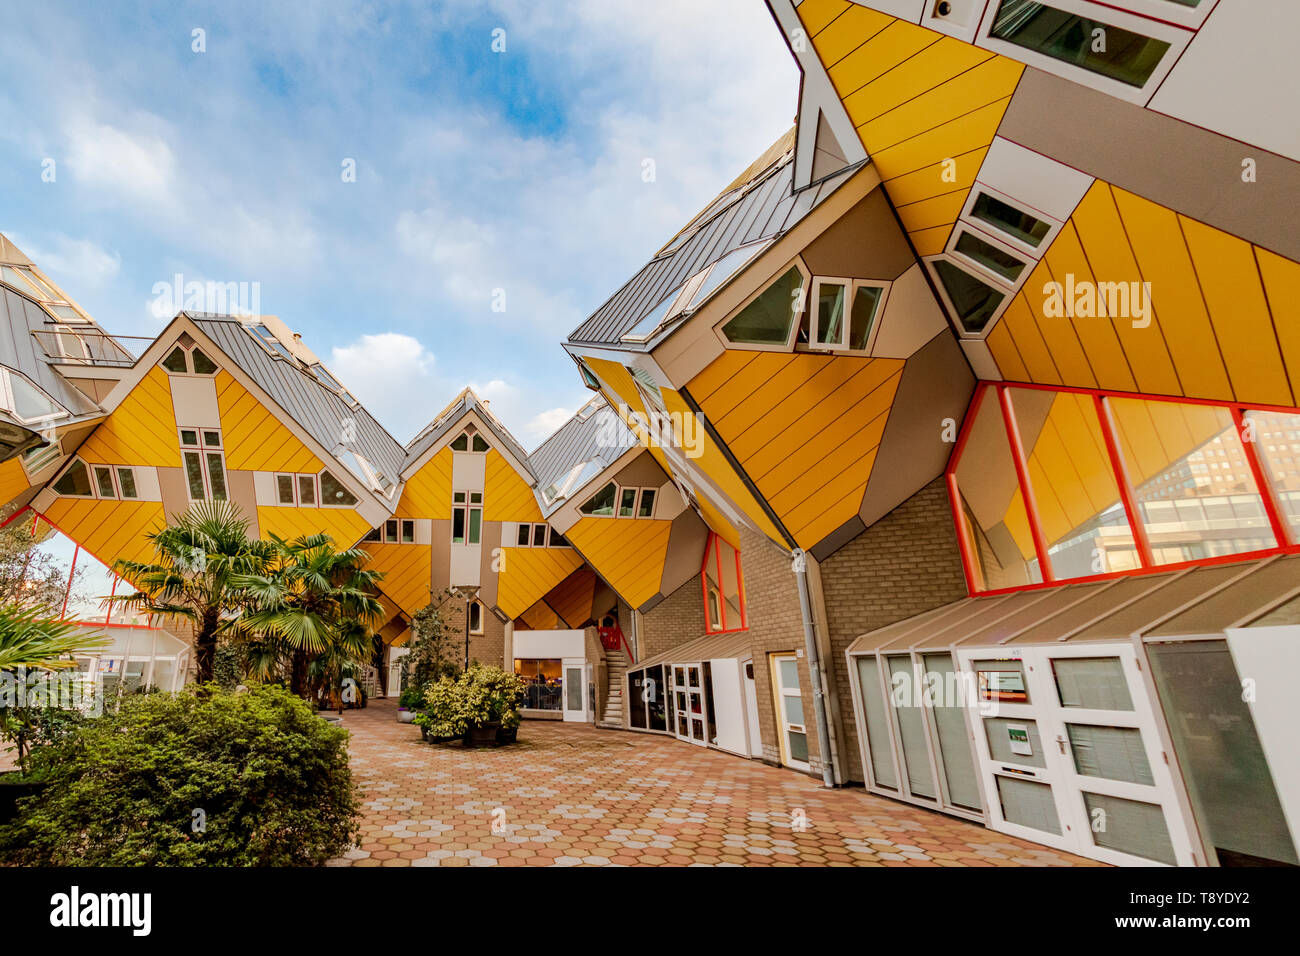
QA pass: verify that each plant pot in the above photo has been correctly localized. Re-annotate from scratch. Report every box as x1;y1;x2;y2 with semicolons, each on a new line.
464;721;501;748
496;725;518;744
0;773;46;824
398;708;416;724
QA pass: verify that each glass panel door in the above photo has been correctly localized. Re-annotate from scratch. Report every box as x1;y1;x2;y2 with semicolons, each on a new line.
671;664;707;745
886;655;936;799
562;659;588;723
772;654;809;771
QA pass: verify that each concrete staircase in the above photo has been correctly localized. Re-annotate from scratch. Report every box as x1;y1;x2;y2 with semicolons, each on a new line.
597;646;628;728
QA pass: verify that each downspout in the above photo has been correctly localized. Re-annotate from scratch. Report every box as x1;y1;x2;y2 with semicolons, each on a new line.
792;548;835;789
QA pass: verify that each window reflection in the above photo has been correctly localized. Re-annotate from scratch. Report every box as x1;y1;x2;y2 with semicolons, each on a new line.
1245;409;1300;538
513;658;562;711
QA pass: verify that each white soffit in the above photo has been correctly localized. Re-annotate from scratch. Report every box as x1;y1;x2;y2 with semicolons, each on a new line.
976;136;1095;223
1148;0;1300;164
869;263;947;359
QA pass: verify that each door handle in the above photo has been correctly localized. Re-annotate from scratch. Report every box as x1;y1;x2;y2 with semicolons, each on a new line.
1056;734;1067;755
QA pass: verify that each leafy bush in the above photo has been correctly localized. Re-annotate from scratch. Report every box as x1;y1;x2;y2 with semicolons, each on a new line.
397;685;424;709
0;684;360;866
413;664;524;739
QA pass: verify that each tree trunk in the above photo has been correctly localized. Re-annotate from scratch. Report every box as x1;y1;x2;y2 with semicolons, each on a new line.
194;608;221;684
290;648;309;700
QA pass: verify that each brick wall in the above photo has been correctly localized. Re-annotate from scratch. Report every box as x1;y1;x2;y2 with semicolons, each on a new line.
638;575;706;661
737;525;818;772
444;601;506;670
818;476;969;782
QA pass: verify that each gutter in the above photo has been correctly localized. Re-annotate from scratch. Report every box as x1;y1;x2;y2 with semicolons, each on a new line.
793;548;836;789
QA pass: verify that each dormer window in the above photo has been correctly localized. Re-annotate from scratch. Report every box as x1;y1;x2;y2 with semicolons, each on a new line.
247;323;294;360
450;428;490;452
160;339;219;376
1;368;67;425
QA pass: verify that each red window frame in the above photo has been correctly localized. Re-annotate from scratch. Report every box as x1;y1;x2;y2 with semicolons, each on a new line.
700;531;748;633
947;381;1300;597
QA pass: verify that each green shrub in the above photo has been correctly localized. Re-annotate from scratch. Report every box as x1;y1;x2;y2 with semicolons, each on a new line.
413;664;524;739
0;684;359;866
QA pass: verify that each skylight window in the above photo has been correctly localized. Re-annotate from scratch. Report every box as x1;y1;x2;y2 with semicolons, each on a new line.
247;323;294;360
0;369;67;425
686;242;768;312
541;457;604;506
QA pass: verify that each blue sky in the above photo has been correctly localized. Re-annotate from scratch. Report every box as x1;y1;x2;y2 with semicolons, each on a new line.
0;0;798;448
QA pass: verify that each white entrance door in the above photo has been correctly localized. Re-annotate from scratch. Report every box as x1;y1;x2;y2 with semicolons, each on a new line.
562;657;589;723
957;643;1196;866
771;654;810;772
671;664;708;745
387;647;409;698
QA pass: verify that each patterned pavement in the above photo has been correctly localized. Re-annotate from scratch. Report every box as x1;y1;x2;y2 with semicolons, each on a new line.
331;698;1099;867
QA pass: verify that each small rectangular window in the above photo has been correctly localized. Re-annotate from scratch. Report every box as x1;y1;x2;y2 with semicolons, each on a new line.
548;527;568;548
517;524;531;546
401;519;415;543
452;508;465;544
470;492;482;505
363;527;381;542
813;279;849;349
469;602;483;634
637;488;656;518
468;508;482;545
206;454;227;500
93;465;116;499
184;452;205;498
385;519;399;542
619;487;637;517
297;475;315;506
954;230;1026;283
454;492;466;504
202;430;221;448
180;429;199;447
970;192;1050;248
277;475;296;505
116;468;138;499
532;523;547;547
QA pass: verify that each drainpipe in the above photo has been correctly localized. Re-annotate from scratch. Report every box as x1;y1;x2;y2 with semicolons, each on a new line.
792;548;835;789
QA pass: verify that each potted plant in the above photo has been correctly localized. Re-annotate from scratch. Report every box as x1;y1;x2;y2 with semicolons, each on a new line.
396;684;423;724
412;676;466;743
456;665;525;747
496;706;521;745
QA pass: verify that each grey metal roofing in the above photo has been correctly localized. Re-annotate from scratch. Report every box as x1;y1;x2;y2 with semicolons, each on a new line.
401;387;534;478
845;553;1300;655
527;396;636;514
567;153;865;348
188;314;407;484
634;630;754;671
0;284;103;419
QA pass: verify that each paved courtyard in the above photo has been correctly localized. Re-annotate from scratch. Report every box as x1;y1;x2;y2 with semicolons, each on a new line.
331;699;1098;867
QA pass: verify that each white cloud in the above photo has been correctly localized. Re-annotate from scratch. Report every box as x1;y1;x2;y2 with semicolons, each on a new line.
63;114;175;202
9;234;120;289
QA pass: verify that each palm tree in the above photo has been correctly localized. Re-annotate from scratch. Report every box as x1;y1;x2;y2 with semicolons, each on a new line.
109;500;275;684
233;533;384;705
0;603;108;672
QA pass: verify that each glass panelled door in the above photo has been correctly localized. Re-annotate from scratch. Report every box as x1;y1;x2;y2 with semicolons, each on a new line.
562;658;589;723
671;664;707;745
958;644;1197;865
771;654;810;771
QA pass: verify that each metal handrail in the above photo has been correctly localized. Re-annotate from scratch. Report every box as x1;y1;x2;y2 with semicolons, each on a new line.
30;329;153;367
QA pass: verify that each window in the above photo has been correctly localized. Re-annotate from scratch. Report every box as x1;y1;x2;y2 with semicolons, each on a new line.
637;488;657;518
532;523;547;547
21;440;61;476
53;460;93;497
401;519;415;543
0;369;67;425
93;465;115;498
450;430;490;453
369;519;415;544
721;265;804;346
989;1;1172;89
248;323;293;360
548;527;569;548
952;229;1028;283
276;475;296;505
580;482;617;516
452;492;482;545
159;342;219;375
969;191;1052;249
180;428;227;501
319;470;358;507
618;487;638;517
117;468;138;499
934;260;1005;335
53;326;91;362
701;532;746;633
811;277;849;349
297;475;316;506
516;523;531;546
469;602;483;635
578;361;601;391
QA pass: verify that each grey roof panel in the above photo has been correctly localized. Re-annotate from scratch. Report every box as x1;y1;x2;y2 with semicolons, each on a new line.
527;398;636;515
0;285;102;418
401;388;534;477
189;316;406;484
567;155;864;347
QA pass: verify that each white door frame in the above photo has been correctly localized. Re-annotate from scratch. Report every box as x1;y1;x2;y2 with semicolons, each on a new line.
771;653;811;772
957;642;1198;866
561;657;589;723
670;663;708;746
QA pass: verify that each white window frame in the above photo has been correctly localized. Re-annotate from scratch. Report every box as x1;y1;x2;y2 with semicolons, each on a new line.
616;485;641;519
803;277;893;355
274;473;298;506
923;254;1019;341
159;342;220;377
1092;0;1221;32
959;183;1065;258
452;491;483;545
975;0;1192;106
944;225;1035;294
179;427;229;502
0;368;68;426
317;469;359;509
52;458;95;498
808;276;854;352
52;325;91;363
712;257;810;354
469;601;484;635
636;487;657;519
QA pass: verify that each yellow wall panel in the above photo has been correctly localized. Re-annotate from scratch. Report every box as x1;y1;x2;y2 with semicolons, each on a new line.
42;498;166;576
784;445;881;549
496;546;584;621
545;567;597;629
1109;188;1233;402
894;188;966;234
846;37;993;127
1181;217;1294;408
0;459;31;510
484;449;542;522
869;97;1013;183
215;372;323;474
832;22;940;104
1256;248;1300;402
361;542;432;616
987;319;1030;383
255;505;370;549
79;367;181;468
518;600;559;631
565;517;671;610
398;447;453;519
1036;231;1123;391
883;146;986;206
809;3;893;67
797;0;853;37
1000;290;1061;386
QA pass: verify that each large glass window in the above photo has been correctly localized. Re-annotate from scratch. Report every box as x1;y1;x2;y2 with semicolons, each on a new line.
1245;409;1300;538
1109;398;1275;563
953;393;1043;589
933;259;1004;334
989;1;1172;88
701;532;746;632
580;482;616;516
721;266;803;346
514;658;562;711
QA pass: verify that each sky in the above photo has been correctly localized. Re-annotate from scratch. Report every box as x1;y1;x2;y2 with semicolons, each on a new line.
0;0;799;450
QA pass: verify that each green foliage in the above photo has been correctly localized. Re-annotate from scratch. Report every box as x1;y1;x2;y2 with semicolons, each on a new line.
0;519;81;611
414;664;524;739
109;499;276;683
231;532;384;709
397;684;424;709
0;684;360;866
0;602;108;672
212;639;241;690
400;593;461;694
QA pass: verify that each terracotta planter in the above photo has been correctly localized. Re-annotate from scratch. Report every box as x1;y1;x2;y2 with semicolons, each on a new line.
0;773;46;824
464;721;501;748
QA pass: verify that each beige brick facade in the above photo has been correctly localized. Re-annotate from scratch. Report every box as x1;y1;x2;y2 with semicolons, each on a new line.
637;576;706;661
